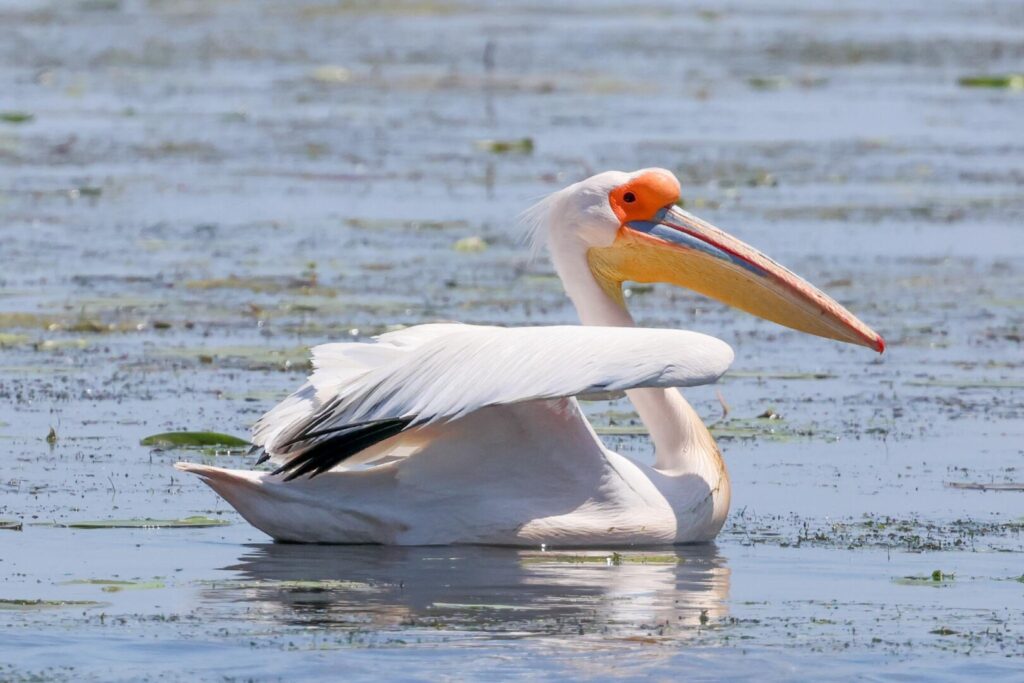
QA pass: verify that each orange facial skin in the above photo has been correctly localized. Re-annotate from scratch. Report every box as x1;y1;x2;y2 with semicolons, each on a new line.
596;170;885;354
608;171;682;225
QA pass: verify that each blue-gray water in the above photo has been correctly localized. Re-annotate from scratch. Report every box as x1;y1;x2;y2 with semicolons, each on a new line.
1;0;1022;680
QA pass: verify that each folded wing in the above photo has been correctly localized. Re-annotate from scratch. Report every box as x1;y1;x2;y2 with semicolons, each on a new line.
253;323;734;480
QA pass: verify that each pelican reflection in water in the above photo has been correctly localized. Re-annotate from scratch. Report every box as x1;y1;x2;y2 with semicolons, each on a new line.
211;544;730;642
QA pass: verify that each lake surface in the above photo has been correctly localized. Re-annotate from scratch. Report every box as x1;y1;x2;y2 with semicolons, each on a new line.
1;0;1022;680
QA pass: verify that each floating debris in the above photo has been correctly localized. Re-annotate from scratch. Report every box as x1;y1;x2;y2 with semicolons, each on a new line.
45;427;58;444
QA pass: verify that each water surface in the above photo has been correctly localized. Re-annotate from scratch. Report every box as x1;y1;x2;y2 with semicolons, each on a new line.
1;0;1022;680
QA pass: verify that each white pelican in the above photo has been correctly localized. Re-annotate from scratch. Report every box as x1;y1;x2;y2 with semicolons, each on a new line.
176;169;883;546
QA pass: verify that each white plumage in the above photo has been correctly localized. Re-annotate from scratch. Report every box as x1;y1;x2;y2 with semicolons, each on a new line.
176;167;880;546
253;324;732;468
177;323;735;545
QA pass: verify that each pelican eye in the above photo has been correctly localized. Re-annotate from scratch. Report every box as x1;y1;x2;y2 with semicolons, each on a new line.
623;192;636;203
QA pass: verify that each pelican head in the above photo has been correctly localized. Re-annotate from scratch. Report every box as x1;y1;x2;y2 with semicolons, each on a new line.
527;168;884;352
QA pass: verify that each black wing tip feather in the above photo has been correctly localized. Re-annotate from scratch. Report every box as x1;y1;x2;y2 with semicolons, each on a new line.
248;444;270;466
271;417;413;482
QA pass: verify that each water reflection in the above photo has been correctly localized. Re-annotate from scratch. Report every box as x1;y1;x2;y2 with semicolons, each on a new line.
212;544;730;638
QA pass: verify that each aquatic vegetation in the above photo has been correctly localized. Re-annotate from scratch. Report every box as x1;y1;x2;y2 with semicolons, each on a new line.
310;65;352;84
0;111;33;124
957;74;1024;89
35;338;90;351
299;0;460;18
0;333;29;347
60;516;230;529
0;599;102;610
452;236;488;253
930;627;959;636
907;378;1024;390
747;75;827;91
593;424;648;436
430;602;530;611
727;370;836;380
140;432;250;449
0;312;60;330
727;513;1024;552
595;410;827;442
894;570;955;587
155;344;313;371
946;481;1024;492
473;138;534;154
183;275;333;295
711;417;823;442
62;579;166;592
2;0;1022;677
200;579;374;592
521;552;679;565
